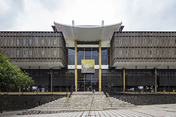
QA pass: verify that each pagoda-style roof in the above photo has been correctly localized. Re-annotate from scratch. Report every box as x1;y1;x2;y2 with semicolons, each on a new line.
54;22;122;41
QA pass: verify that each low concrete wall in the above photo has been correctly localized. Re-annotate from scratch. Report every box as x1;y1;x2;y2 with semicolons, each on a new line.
3;95;65;111
111;95;176;105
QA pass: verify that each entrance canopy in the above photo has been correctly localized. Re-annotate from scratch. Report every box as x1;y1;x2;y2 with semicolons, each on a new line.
54;22;122;41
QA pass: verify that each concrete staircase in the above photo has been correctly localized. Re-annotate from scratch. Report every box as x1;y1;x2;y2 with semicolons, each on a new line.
30;91;135;111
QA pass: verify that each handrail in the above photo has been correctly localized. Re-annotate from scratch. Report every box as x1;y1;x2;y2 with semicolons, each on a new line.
64;92;71;103
106;92;113;106
88;90;95;116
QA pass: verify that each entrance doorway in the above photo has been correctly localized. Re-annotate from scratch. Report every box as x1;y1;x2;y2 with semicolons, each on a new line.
77;70;99;91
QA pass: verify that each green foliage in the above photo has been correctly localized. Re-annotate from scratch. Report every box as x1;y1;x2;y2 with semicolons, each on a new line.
0;53;34;90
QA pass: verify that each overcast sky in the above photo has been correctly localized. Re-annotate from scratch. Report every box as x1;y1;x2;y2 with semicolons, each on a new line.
0;0;176;31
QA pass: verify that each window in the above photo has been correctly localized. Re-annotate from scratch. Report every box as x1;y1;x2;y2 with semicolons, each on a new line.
30;39;32;44
48;51;50;55
168;50;170;55
119;40;121;44
24;40;25;44
150;40;152;44
144;40;145;44
162;40;164;44
168;40;170;44
24;51;25;55
138;39;140;44
144;51;145;55
156;50;158;55
17;50;19;55
36;50;37;55
132;50;133;55
120;50;122;55
156;40;158;44
175;39;176;44
11;39;13;45
150;50;152;55
42;51;44;55
54;51;56;55
175;51;176;55
54;40;56;44
42;40;44;44
17;40;19;44
11;51;13;55
30;51;32;55
132;40;133;44
48;40;50;44
138;51;139;55
5;40;7;44
126;39;127;44
162;51;164;55
36;39;38;44
126;51;127;54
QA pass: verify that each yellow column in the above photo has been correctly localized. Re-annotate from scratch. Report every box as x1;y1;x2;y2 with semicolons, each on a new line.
123;68;125;92
155;68;157;93
75;40;78;91
99;40;101;91
51;69;53;92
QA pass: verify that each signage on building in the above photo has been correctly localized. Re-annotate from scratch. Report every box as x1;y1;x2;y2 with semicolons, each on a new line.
81;60;95;73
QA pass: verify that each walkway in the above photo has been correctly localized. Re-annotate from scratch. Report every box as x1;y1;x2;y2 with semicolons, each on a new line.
1;104;176;117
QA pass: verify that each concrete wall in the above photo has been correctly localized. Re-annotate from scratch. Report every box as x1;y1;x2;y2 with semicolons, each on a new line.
3;95;65;111
0;31;66;66
111;31;176;66
112;95;176;105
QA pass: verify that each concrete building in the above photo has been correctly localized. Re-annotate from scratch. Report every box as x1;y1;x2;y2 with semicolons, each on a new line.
0;21;176;94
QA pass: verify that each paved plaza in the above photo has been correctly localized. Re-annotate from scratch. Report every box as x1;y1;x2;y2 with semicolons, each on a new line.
1;104;176;117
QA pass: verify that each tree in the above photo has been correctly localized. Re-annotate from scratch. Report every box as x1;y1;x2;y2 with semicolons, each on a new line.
0;53;34;113
0;53;34;90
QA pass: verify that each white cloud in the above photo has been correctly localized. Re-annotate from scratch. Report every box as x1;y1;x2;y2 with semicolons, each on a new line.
0;0;176;31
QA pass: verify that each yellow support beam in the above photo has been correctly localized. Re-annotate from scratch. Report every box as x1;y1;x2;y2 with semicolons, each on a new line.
99;40;101;91
123;68;125;92
75;40;78;91
155;68;157;93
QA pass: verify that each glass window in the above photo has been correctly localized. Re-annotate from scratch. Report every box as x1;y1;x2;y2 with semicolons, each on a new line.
144;40;145;44
17;50;19;55
92;56;98;65
30;51;32;55
85;56;91;59
77;56;84;65
144;51;145;55
11;51;13;55
175;51;176;55
68;56;75;65
168;40;170;44
132;50;133;55
156;40;158;44
48;40;50;44
30;39;32;44
24;51;25;55
138;40;140;44
126;39;127;44
24;40;25;44
150;51;152;54
85;48;91;55
126;51;127;54
119;40;121;44
17;40;19;44
101;48;107;55
168;50;170;55
42;51;44;55
132;40;133;44
5;40;7;44
42;40;44;44
11;40;13;45
36;39;38;44
150;40;152;44
138;51;139;55
162;40;164;44
120;50;122;55
175;39;176;44
101;56;107;65
68;48;75;55
77;48;84;55
48;51;50;55
54;40;56;44
36;50;37;55
92;48;98;55
156;50;158;55
92;70;98;78
162;51;164;55
54;51;56;55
